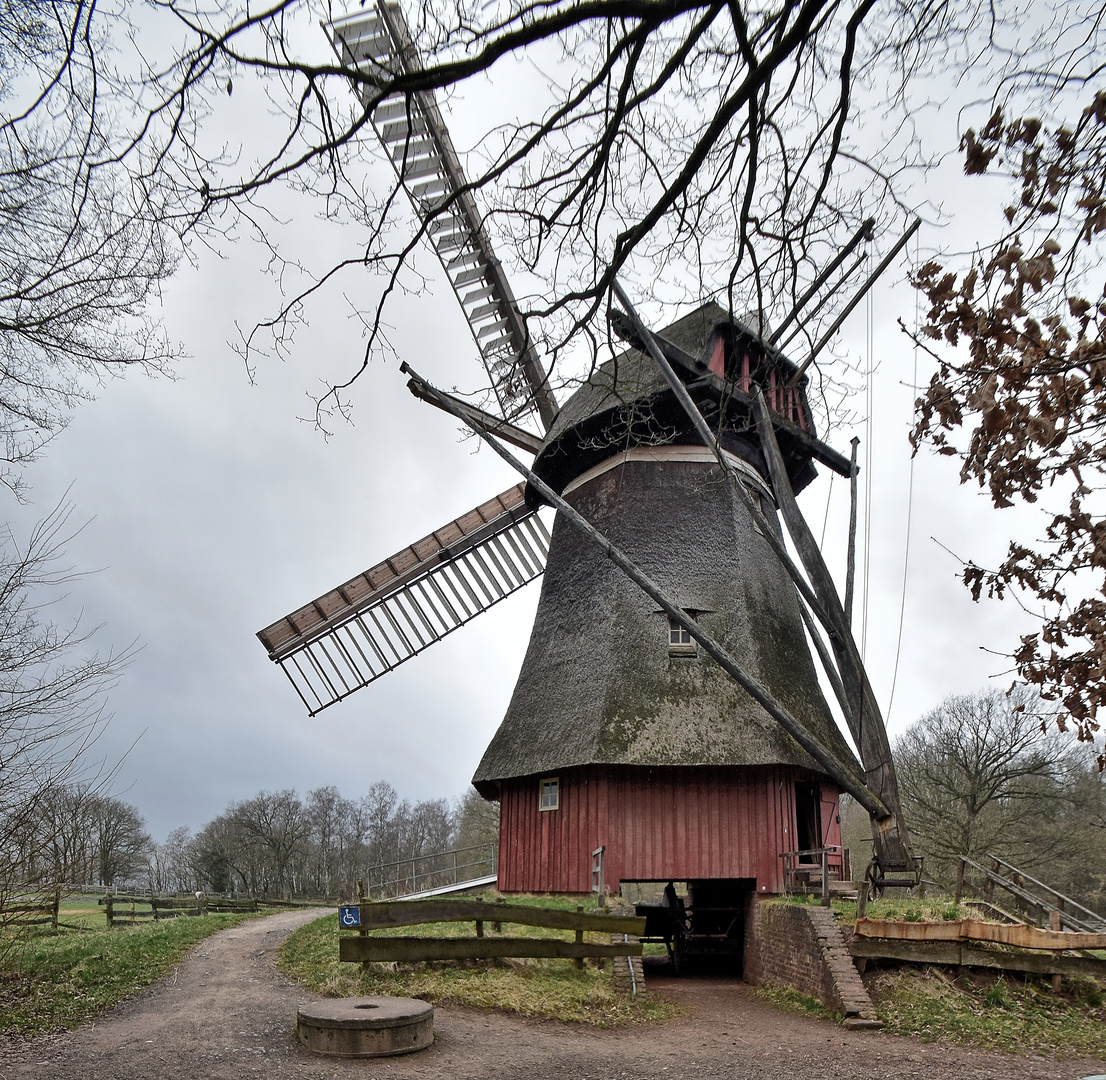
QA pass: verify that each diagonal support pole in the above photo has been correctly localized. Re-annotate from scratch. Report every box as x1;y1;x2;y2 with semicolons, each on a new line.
749;388;911;869
400;362;889;819
609;280;911;871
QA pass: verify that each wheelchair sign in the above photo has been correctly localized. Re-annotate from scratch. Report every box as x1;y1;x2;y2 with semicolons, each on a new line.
338;905;361;927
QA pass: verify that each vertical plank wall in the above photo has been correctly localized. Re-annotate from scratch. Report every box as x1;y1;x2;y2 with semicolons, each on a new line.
496;764;842;895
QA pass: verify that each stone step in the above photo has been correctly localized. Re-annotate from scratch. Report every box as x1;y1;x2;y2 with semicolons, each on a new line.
842;1016;884;1031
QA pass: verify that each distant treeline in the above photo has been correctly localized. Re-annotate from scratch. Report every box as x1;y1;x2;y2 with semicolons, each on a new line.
5;784;151;889
6;782;498;900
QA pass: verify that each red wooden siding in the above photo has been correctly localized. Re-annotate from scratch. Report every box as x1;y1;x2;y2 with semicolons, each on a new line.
496;764;841;895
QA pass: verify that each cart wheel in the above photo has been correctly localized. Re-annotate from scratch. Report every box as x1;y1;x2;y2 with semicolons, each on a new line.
866;857;885;899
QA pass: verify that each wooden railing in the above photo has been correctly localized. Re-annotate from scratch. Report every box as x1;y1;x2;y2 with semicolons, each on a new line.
955;854;1106;933
780;847;847;904
338;897;645;965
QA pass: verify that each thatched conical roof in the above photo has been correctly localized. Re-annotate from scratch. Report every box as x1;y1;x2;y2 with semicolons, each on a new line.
473;305;857;793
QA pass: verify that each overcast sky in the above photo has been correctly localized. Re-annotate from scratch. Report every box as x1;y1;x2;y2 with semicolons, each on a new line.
8;10;1070;842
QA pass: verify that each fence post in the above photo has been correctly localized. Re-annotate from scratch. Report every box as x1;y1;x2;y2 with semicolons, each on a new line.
51;885;60;930
105;893;114;928
356;879;370;976
1050;909;1062;992
592;846;606;908
820;849;830;906
574;905;584;969
856;879;868;919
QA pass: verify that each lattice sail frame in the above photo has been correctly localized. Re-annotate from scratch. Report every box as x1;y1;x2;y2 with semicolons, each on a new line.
330;7;557;429
257;486;550;715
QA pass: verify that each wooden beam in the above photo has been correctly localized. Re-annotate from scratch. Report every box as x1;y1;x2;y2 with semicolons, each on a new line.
339;936;642;963
855;917;1106;951
849;937;1106;977
405;375;543;454
750;388;912;871
355;898;645;934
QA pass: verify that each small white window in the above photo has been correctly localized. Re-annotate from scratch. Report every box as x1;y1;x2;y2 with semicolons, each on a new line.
668;615;697;657
539;777;559;811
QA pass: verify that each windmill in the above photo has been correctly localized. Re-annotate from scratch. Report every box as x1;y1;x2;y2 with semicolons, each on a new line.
256;4;917;898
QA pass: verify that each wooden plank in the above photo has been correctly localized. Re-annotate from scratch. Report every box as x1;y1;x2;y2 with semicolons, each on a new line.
854;917;1106;951
354;899;645;934
849;937;1106;977
854;918;962;942
339;936;642;963
256;485;527;655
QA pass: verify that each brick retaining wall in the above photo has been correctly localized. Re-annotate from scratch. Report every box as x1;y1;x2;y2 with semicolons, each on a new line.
744;899;880;1028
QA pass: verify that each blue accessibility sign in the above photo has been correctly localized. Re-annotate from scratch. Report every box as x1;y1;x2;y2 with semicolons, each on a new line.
338;905;361;927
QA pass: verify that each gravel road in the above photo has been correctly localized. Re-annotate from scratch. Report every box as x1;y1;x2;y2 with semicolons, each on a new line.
2;908;1103;1080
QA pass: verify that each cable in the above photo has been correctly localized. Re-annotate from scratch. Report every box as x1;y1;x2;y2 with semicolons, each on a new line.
886;231;921;719
820;473;833;548
861;254;874;662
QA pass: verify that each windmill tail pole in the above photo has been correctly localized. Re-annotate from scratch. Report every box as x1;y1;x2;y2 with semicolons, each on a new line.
608;280;912;872
400;362;890;820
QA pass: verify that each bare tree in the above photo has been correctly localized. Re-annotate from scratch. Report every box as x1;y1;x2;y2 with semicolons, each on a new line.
0;501;130;887
148;825;195;893
228;789;310;898
74;0;1094;444
0;1;180;490
452;788;499;850
304;784;355;899
90;794;151;887
893;687;1077;882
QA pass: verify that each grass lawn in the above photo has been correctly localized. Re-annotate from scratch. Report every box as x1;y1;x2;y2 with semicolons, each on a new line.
771;894;1106;1057
870;966;1106;1057
279;892;677;1028
0;912;257;1034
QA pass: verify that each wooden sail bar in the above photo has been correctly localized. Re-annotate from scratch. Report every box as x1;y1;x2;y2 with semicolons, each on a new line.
256;486;550;715
329;7;558;431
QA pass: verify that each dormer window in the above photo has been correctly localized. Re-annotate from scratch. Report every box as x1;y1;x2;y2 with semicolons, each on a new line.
668;615;697;657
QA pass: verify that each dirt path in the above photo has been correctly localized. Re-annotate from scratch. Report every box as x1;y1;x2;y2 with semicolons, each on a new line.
2;909;1104;1080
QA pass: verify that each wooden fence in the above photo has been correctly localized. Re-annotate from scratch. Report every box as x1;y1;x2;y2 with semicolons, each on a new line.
338;898;645;965
955;855;1106;933
98;894;294;925
0;888;61;931
850;916;1106;978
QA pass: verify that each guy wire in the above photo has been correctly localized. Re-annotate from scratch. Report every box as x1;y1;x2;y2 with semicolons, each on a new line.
886;229;921;720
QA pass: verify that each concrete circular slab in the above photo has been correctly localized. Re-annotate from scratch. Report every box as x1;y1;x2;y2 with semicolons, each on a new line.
296;996;434;1057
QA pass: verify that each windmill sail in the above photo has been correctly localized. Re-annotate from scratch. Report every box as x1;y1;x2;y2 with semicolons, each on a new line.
330;7;558;430
257;485;550;715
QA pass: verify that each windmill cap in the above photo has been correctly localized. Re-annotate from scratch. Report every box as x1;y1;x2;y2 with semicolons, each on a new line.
527;301;819;505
